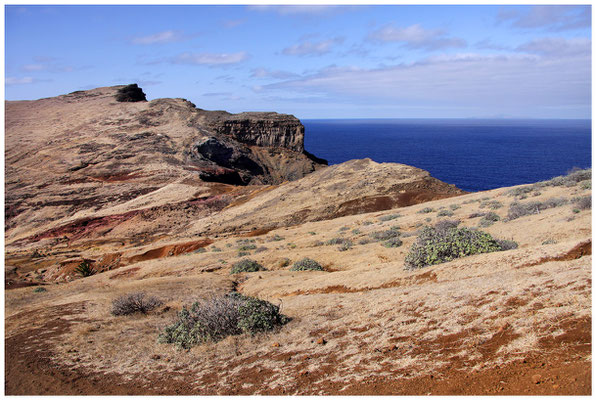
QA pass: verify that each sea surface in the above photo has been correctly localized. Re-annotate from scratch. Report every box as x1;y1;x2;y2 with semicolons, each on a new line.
303;119;592;192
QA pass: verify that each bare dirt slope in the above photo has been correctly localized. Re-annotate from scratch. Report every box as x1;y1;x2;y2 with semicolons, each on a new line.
5;175;591;395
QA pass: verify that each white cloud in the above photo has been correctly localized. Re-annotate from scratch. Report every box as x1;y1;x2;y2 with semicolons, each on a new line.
263;51;590;116
368;24;466;50
497;5;590;31
282;37;344;56
516;37;590;57
131;30;189;45
251;68;299;79
173;52;250;66
6;76;51;85
247;5;342;16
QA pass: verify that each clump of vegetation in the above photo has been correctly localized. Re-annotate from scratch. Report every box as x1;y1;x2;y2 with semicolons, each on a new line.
479;200;503;210
112;292;162;316
158;293;289;349
404;222;515;270
573;195;591;210
379;214;400;222
358;238;372;245
542;238;557;245
211;246;222;252
312;240;324;247
230;259;266;274
479;212;500;227
192;247;206;254
496;239;519;251
351;229;361;235
75;261;95;277
382;237;403;248
581;180;591;190
362;221;373;226
369;229;400;241
417;207;434;214
507;185;536;198
338;226;350;232
308;231;317;235
325;237;350;246
268;234;285;242
290;258;324;271
506;198;568;221
33;286;47;293
237;251;250;257
437;209;454;217
338;240;353;251
254;246;268;253
115;83;147;102
238;244;257;251
449;204;461;211
536;167;591;188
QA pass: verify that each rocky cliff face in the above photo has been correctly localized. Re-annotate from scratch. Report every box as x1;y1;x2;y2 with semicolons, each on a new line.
208;112;305;152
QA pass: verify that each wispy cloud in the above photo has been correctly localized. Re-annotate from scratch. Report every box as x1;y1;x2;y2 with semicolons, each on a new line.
251;68;299;79
172;52;250;66
222;18;245;28
367;24;466;51
247;5;343;16
6;76;51;85
20;56;76;73
474;39;510;51
262;51;590;116
282;37;344;56
131;30;191;45
497;5;591;31
516;37;591;57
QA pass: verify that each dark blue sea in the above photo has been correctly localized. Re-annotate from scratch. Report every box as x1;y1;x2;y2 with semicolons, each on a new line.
303;119;592;192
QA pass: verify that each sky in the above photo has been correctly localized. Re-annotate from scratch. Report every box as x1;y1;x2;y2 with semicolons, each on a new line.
4;4;592;119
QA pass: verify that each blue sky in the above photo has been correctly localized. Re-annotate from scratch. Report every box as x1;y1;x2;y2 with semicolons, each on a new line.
5;4;592;119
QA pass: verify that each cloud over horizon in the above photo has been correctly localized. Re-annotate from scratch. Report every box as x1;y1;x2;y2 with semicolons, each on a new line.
282;37;345;56
172;51;250;66
367;24;467;50
131;30;192;45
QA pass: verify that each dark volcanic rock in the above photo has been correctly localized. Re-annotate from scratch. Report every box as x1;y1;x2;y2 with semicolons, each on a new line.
115;84;147;102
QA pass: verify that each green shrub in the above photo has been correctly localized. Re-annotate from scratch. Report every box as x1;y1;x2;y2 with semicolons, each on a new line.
506;198;568;220
417;207;434;214
358;238;372;245
536;168;591;188
449;204;461;210
325;237;350;245
290;258;324;271
112;292;162;316
479;212;500;227
362;221;373;226
33;286;47;293
351;229;361;235
573;195;591;210
369;229;400;241
75;261;95;277
404;223;513;270
338;226;350;232
383;237;403;248
437;209;454;217
237;251;250;257
580;180;591;190
338;240;353;251
379;214;400;222
479;200;503;210
230;259;266;274
268;234;285;242
158;293;289;349
211;246;222;252
254;246;268;253
238;244;257;251
496;239;519;251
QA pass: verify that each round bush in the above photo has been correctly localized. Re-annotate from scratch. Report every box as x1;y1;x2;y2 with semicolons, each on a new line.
290;258;324;271
230;258;266;274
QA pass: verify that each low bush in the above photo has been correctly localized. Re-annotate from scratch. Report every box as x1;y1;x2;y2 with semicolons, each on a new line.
230;259;266;274
382;237;403;248
379;214;400;222
325;237;350;245
479;212;500;227
358;238;372;245
33;286;47;293
75;261;95;277
437;209;454;217
268;234;285;242
449;204;461;210
479;200;503;210
496;239;519;251
573;195;591;210
506;198;568;220
112;292;162;316
404;222;514;270
417;207;434;214
290;258;324;271
158;293;289;349
237;251;250;257
238;244;257;251
535;168;591;188
351;229;361;235
369;229;400;241
211;246;222;252
254;246;268;253
338;240;353;251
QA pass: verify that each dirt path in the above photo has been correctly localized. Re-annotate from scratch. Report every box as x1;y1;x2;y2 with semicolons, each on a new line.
5;303;591;395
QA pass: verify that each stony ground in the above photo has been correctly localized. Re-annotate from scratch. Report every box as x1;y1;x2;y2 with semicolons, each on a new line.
5;173;591;395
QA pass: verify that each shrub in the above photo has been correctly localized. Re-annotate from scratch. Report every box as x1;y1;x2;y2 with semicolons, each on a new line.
580;180;591;190
450;204;461;211
211;246;222;252
326;237;350;245
358;238;372;245
370;229;400;241
351;229;361;235
574;195;591;210
507;186;536;197
404;223;511;270
417;207;434;214
75;261;95;277
383;237;403;248
111;292;162;316
308;231;317;235
338;226;350;232
312;240;324;247
238;244;257;251
158;293;289;349
115;84;147;102
338;240;353;251
506;198;568;221
496;239;519;251
379;214;400;222
536;168;591;188
479;200;503;210
290;258;324;271
542;239;557;245
479;212;500;227
362;221;373;226
268;234;285;242
237;251;250;257
231;259;266;273
437;209;454;217
33;286;47;293
254;246;268;253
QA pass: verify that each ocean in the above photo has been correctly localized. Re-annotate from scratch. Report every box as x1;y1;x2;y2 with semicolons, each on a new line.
303;119;592;192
